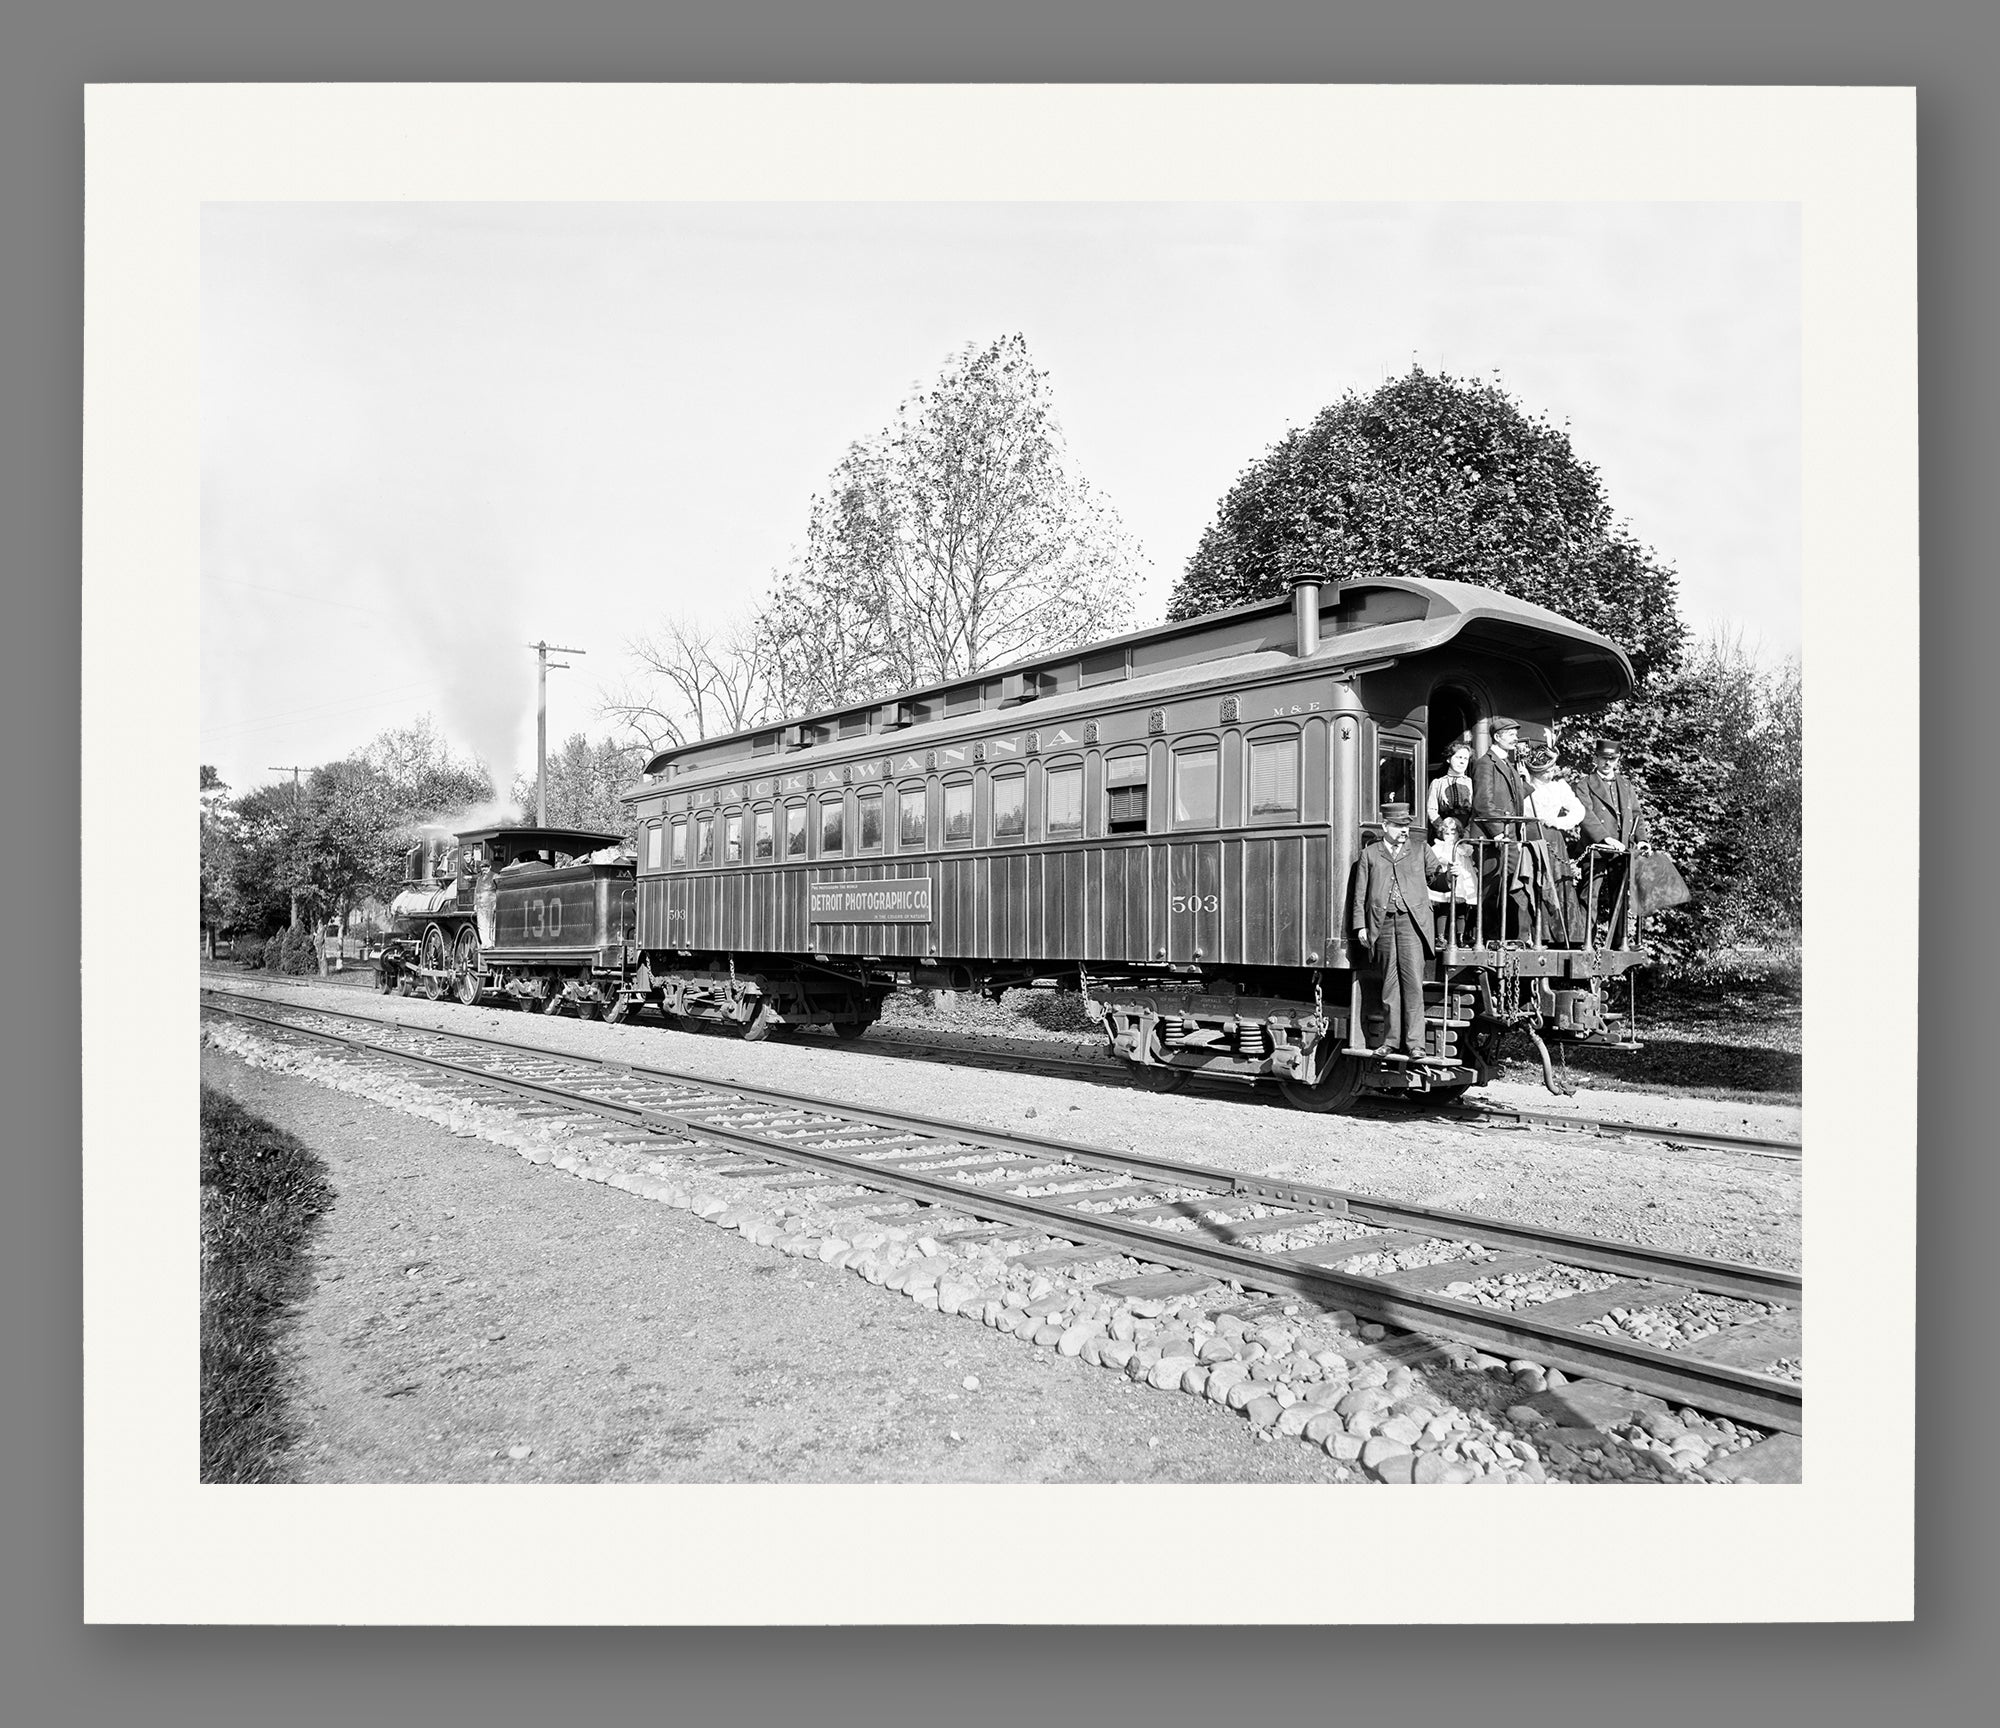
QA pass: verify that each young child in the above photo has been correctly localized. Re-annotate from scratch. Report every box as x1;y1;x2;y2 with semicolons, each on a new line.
1428;815;1480;949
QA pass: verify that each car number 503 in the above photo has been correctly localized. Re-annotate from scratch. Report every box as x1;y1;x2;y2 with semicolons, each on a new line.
1170;893;1220;914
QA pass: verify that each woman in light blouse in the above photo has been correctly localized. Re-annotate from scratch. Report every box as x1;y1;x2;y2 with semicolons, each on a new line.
1425;734;1476;831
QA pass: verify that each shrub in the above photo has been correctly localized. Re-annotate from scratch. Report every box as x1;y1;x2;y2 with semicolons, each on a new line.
200;1086;332;1482
259;926;320;975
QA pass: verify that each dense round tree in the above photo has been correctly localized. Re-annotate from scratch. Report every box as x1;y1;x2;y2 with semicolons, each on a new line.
1170;368;1685;683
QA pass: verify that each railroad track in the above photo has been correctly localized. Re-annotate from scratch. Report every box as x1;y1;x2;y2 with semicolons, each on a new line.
201;986;1802;1434
854;1031;1803;1159
202;968;1802;1160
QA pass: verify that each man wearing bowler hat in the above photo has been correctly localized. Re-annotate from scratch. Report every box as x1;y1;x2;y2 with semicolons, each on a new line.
1352;801;1439;1061
1577;739;1653;945
1471;715;1538;939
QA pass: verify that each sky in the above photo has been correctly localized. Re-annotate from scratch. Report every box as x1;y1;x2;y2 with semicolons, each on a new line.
200;202;1799;799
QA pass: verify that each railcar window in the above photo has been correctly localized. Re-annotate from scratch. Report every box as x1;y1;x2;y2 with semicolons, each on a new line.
1377;738;1418;818
1105;754;1148;833
943;781;973;844
820;795;844;854
857;789;884;851
753;808;774;862
1173;747;1219;828
724;812;744;864
785;803;806;859
898;786;927;848
646;824;663;871
1046;765;1084;837
695;813;715;864
1248;736;1301;822
992;772;1026;840
670;819;688;868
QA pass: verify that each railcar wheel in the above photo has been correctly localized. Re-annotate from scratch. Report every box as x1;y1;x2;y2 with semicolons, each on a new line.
452;927;482;1006
375;959;397;994
1135;1063;1190;1093
419;926;448;1001
1278;1043;1369;1114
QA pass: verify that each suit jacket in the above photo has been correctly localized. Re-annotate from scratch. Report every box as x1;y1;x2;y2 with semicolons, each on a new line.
1471;749;1536;842
1577;771;1651;848
1351;838;1437;955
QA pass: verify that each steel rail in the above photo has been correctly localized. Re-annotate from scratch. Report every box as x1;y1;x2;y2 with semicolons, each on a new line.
204;991;1803;1432
207;972;1803;1157
201;988;1795;1299
863;1031;1803;1158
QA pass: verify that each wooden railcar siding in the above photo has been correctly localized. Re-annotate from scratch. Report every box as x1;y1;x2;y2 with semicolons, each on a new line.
637;830;1338;970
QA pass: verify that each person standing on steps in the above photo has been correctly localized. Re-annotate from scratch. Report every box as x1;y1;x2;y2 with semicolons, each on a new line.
1352;802;1439;1062
1577;739;1654;945
1471;716;1537;940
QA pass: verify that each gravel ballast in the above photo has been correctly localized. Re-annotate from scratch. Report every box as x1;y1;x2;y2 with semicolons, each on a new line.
199;983;1800;1486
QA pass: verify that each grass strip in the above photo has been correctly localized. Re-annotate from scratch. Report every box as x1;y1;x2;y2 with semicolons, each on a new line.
200;1086;333;1482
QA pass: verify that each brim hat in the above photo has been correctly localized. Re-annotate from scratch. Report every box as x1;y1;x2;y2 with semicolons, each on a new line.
1593;740;1624;762
1527;746;1558;772
1380;802;1413;825
1489;716;1520;736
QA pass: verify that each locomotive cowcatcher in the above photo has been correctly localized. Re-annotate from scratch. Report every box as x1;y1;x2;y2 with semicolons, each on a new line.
375;825;638;1015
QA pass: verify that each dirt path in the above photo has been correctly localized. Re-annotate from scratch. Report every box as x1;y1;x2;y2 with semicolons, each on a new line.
203;1047;1358;1484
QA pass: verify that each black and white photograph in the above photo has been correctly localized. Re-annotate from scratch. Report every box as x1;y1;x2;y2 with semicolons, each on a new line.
84;85;1914;1624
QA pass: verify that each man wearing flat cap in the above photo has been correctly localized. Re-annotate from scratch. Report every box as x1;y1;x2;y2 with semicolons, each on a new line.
1471;716;1538;938
1577;740;1652;945
1352;801;1438;1061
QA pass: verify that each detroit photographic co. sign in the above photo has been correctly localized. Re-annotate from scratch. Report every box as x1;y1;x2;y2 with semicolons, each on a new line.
807;876;935;924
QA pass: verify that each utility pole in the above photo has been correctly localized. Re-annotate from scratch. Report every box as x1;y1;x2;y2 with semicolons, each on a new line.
527;642;585;826
268;765;306;929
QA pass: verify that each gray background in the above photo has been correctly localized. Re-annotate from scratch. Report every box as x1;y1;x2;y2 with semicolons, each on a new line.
5;1;1989;1722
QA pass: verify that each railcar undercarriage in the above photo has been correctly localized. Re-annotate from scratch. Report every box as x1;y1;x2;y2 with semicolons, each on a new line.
609;945;1639;1106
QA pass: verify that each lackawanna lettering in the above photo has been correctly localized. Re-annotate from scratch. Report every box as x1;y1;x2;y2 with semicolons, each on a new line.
808;877;935;923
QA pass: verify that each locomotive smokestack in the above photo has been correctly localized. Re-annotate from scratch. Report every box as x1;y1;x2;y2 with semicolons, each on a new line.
1285;572;1322;657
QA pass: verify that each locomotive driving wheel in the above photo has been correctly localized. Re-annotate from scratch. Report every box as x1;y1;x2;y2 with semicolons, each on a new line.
452;926;481;1006
419;925;448;1001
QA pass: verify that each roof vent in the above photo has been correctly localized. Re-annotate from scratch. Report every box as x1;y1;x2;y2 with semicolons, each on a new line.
1285;572;1323;657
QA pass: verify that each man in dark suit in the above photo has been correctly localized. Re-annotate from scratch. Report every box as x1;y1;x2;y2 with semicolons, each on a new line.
1470;717;1537;939
1352;802;1439;1061
1577;740;1653;945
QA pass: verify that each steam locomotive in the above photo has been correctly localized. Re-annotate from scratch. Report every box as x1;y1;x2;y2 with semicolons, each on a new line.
375;825;637;1015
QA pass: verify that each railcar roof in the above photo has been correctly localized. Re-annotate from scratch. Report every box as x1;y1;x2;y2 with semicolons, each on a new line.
628;577;1633;796
451;824;626;849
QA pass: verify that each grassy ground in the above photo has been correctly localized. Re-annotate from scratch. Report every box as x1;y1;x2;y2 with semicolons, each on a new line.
1497;948;1803;1102
200;1085;334;1483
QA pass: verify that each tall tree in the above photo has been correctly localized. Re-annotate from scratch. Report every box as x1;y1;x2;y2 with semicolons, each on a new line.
759;334;1145;714
199;765;239;953
600;616;772;752
362;715;496;821
508;734;646;840
1170;367;1685;681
